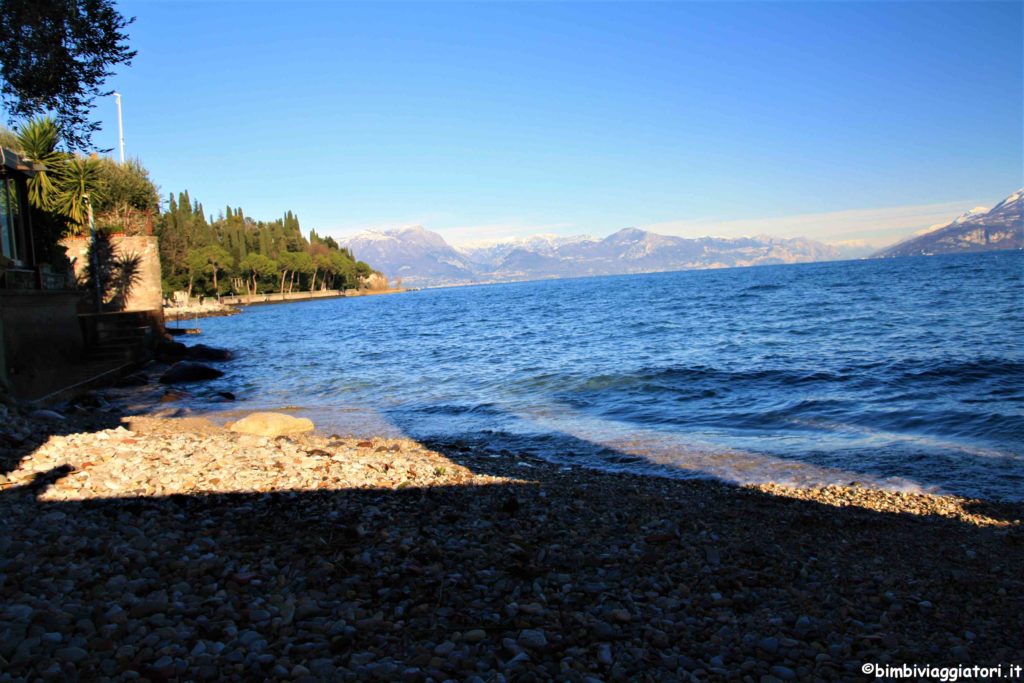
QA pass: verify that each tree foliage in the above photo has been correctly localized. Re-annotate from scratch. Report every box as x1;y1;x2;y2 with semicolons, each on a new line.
156;190;380;297
93;158;158;213
0;0;136;151
3;115;158;277
50;155;103;231
11;117;63;210
92;157;159;233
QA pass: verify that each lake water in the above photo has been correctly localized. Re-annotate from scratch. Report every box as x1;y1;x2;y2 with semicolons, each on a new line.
183;251;1024;501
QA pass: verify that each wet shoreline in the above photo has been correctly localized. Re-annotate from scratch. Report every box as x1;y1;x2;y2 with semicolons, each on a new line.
1;396;1021;680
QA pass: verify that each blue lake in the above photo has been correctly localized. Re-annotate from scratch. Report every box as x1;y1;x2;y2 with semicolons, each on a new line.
183;251;1024;501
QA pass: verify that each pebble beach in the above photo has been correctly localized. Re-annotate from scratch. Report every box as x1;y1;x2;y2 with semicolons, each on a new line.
1;380;1022;682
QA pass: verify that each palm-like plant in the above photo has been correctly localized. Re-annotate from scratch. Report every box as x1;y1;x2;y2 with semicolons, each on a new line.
14;117;66;211
52;156;104;235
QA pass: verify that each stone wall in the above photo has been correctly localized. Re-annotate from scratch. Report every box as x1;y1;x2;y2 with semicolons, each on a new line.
62;235;163;313
217;290;347;306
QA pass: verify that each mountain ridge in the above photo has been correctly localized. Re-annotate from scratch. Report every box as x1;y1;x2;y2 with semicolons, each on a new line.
340;225;861;287
874;189;1023;258
339;190;1023;286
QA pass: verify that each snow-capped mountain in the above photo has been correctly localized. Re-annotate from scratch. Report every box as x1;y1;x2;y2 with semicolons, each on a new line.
950;207;990;225
829;239;878;259
456;234;595;266
874;189;1023;258
340;226;477;284
912;206;990;238
340;225;854;287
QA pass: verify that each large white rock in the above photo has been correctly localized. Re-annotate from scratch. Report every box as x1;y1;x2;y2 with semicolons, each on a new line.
228;412;314;437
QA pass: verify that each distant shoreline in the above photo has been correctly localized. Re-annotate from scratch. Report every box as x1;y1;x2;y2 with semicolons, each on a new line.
164;288;406;321
400;248;1022;290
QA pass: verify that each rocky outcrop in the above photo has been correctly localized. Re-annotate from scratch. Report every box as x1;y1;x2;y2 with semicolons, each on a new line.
360;272;389;291
184;344;234;361
227;412;314;437
156;340;233;363
159;362;225;384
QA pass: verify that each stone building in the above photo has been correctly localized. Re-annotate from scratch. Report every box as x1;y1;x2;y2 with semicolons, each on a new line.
0;148;163;400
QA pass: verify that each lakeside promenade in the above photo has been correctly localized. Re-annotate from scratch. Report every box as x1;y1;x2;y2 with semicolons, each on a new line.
164;288;406;321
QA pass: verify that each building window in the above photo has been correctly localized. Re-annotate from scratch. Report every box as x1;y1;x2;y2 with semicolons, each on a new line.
1;177;22;264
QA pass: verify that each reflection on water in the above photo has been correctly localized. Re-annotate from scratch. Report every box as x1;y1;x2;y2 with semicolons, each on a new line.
185;251;1024;501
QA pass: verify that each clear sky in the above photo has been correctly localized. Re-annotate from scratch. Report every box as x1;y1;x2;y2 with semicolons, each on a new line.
92;1;1022;247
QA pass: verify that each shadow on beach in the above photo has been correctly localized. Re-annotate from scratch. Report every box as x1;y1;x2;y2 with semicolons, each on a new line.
1;404;1022;682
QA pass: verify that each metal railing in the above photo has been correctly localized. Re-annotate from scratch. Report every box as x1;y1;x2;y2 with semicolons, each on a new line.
0;266;73;291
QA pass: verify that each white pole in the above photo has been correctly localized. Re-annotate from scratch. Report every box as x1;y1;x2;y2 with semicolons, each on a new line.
85;194;102;313
113;92;125;163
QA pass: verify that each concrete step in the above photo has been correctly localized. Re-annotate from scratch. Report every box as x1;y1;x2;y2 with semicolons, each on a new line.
94;334;148;346
95;325;150;338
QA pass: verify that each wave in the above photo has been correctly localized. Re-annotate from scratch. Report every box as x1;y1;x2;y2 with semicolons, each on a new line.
551;357;1024;396
740;283;786;292
190;250;1024;501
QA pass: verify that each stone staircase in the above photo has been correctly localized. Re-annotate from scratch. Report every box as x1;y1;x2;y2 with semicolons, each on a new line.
11;309;164;405
80;311;160;365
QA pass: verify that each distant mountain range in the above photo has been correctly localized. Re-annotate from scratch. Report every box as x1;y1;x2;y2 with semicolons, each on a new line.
340;227;868;287
339;189;1023;287
873;189;1023;258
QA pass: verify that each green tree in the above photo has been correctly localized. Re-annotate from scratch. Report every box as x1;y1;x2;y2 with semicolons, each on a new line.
12;116;63;210
195;244;232;295
51;155;103;234
154;187;383;297
290;251;313;292
0;0;136;151
276;251;301;294
11;116;148;237
238;253;276;295
92;157;159;233
7;117;75;267
311;251;333;292
330;251;356;289
184;249;205;300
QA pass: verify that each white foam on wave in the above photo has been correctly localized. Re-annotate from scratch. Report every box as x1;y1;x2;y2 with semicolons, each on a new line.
514;403;943;496
785;416;1022;461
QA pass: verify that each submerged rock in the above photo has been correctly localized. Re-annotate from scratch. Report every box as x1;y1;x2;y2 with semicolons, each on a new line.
185;344;234;361
155;340;233;363
154;339;188;362
159;361;224;384
228;412;314;437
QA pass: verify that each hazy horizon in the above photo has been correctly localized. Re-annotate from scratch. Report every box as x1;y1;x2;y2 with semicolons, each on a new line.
329;191;1019;250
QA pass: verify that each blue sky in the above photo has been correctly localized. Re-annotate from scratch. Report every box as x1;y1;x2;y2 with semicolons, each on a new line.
93;1;1022;246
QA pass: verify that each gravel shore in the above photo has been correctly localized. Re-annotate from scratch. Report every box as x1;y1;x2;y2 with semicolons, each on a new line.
1;396;1021;682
